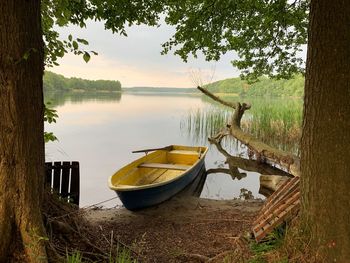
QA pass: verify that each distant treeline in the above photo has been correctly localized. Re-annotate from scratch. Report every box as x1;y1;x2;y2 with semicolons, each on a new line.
44;71;122;92
205;75;304;97
123;87;197;93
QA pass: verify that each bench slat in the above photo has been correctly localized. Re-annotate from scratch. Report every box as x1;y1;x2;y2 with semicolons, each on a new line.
138;163;191;170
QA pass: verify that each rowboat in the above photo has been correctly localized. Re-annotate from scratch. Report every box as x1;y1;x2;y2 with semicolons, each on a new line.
108;145;208;210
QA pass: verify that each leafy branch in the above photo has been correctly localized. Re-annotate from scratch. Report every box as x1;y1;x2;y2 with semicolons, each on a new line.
44;103;58;143
41;0;164;67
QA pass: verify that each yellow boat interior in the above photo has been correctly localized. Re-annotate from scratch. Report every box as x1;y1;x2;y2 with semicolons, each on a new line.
109;145;208;191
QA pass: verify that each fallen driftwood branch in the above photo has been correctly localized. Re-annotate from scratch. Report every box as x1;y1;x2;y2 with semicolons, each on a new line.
260;175;289;192
259;175;289;197
197;86;300;177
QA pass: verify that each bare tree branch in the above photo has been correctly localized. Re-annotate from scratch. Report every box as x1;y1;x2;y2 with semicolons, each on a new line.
197;86;249;109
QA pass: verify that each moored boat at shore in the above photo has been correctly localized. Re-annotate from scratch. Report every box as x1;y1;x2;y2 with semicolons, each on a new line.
108;145;208;210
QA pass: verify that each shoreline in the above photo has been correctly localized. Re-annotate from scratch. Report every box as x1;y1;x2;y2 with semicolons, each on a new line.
84;196;263;262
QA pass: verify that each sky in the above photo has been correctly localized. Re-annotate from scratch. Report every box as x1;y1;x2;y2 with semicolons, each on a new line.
52;20;240;88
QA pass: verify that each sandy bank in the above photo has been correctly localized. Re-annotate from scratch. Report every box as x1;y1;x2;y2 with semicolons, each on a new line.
84;196;263;262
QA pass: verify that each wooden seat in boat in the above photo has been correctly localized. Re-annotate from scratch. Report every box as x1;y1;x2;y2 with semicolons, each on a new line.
169;150;200;155
138;163;191;170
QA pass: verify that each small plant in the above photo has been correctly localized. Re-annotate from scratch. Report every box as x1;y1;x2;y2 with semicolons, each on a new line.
66;251;82;263
112;245;137;263
249;224;287;263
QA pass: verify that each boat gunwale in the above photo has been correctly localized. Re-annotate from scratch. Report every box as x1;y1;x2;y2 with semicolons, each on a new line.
108;146;208;192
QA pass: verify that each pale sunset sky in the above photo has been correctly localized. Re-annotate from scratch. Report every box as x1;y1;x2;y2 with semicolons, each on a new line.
52;20;240;88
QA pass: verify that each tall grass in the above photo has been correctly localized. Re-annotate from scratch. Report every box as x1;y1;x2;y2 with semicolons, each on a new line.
65;246;137;263
180;105;241;153
243;99;302;154
181;98;302;154
181;106;231;143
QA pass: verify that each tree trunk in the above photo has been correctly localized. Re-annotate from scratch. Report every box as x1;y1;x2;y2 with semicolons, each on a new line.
301;1;350;261
0;1;47;262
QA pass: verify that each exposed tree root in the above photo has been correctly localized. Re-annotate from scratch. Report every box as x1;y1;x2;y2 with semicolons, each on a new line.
197;86;300;177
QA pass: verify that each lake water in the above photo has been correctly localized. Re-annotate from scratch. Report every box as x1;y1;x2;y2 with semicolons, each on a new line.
45;91;268;207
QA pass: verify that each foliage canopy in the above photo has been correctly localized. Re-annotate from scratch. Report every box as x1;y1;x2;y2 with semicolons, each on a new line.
205;74;304;97
162;0;309;81
42;0;163;66
43;0;309;82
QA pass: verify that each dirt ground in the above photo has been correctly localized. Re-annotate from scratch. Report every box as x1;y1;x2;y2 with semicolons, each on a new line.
84;196;263;262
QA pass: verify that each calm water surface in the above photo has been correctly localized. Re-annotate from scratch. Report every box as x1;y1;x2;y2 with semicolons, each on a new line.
45;92;264;207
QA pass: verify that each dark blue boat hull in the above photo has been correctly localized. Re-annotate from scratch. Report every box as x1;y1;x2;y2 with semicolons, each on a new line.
116;159;206;210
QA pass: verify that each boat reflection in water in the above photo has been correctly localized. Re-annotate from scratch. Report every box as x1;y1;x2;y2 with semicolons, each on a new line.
135;153;293;208
175;165;208;198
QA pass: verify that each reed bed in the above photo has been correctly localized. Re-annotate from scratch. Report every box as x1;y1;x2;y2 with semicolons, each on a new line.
181;98;302;154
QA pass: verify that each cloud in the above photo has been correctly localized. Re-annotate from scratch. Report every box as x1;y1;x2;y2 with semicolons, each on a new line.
52;20;240;87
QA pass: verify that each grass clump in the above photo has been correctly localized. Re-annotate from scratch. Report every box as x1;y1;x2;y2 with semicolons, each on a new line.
113;246;137;263
65;246;137;263
66;251;83;263
249;219;325;263
249;225;287;263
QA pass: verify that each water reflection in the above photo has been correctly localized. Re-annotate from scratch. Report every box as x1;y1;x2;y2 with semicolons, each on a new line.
176;153;291;202
180;106;231;145
206;154;291;198
177;165;207;198
44;91;122;107
44;91;297;206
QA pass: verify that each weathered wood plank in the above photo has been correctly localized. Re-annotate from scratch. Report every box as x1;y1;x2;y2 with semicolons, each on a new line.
70;161;80;205
45;162;53;188
252;177;300;242
60;161;71;198
254;177;299;223
254;199;300;242
44;161;80;205
253;191;300;233
138;163;191;170
53;162;62;193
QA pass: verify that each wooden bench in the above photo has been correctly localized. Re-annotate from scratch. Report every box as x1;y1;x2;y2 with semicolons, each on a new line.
138;163;191;171
169;150;200;155
45;161;80;205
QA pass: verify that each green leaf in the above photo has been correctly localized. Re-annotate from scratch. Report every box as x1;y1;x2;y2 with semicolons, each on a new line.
72;40;78;50
68;34;72;41
83;52;90;63
76;38;89;45
44;132;58;143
